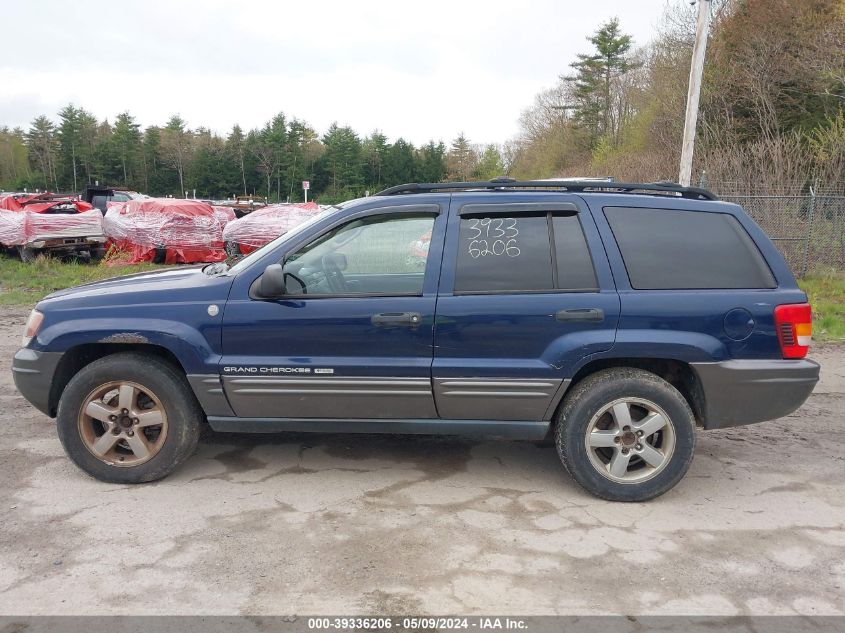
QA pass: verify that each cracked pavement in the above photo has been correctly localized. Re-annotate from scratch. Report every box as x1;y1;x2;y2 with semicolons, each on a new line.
1;306;844;615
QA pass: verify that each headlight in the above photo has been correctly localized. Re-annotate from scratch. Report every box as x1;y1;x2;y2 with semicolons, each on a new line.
22;310;44;347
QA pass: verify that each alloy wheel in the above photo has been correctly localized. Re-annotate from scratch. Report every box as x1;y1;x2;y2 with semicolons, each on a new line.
77;381;168;467
584;397;676;484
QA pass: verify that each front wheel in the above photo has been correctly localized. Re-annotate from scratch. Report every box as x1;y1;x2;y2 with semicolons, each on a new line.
225;240;241;258
555;368;696;502
56;353;203;483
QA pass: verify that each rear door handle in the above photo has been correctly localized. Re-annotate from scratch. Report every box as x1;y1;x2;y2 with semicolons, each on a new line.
555;308;604;323
371;312;422;327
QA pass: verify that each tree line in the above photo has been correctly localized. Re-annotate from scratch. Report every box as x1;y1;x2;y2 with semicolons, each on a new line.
507;0;845;194
2;0;843;202
0;107;506;203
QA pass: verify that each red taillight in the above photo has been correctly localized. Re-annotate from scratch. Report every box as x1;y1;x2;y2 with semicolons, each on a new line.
774;303;812;359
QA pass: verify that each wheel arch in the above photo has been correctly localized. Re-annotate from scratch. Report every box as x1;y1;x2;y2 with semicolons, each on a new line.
557;357;706;427
48;344;187;417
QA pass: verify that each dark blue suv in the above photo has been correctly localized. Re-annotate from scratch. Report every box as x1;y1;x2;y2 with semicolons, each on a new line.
12;180;820;501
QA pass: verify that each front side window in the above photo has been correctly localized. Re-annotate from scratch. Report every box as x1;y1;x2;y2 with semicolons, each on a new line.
283;214;436;295
454;212;597;293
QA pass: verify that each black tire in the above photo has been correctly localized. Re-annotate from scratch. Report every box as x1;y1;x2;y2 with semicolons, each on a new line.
554;368;696;502
225;240;241;258
90;245;107;261
56;353;203;484
17;245;36;262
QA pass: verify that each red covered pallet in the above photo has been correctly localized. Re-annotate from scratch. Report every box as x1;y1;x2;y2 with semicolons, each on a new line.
222;202;322;254
103;198;235;264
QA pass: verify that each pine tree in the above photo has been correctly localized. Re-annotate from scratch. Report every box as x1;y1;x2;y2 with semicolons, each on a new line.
383;138;416;186
474;145;506;180
26;116;58;190
446;133;477;181
417;141;447;183
362;131;389;189
160;115;192;196
567;17;636;147
57;105;83;191
319;123;363;199
111;113;142;187
227;125;247;196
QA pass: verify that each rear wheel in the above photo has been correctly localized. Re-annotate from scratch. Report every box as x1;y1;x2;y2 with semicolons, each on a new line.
554;368;696;502
56;353;202;483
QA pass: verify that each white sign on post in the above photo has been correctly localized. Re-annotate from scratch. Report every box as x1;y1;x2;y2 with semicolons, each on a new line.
302;180;310;203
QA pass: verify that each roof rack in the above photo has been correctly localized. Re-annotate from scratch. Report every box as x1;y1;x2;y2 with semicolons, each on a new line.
374;178;718;201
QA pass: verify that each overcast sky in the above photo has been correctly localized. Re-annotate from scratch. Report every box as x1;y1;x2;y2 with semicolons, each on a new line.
2;0;673;146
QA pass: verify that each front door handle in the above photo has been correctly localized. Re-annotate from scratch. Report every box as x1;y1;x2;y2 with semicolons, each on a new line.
555;308;604;323
371;312;422;327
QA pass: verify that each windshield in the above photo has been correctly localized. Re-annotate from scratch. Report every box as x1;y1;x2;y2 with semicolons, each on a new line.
226;206;338;275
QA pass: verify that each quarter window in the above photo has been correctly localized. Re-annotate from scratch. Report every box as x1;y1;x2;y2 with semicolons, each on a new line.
604;207;776;290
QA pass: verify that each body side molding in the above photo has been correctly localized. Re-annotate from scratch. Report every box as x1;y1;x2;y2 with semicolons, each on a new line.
207;416;551;440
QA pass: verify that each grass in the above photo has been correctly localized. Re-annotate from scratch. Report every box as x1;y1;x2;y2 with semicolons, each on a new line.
0;254;163;306
1;253;843;343
799;269;845;342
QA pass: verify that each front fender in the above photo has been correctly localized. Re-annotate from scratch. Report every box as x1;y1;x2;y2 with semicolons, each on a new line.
34;317;221;374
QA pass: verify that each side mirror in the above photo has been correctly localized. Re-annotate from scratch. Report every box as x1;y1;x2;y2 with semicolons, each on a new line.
257;263;285;298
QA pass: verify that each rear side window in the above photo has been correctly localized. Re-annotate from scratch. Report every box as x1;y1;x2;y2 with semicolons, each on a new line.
454;212;597;293
455;214;553;292
604;207;776;290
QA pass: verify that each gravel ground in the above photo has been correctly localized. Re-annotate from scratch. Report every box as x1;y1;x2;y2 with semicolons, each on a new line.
1;305;844;616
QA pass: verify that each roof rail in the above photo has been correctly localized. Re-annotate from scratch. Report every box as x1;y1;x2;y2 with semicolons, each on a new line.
374;178;718;201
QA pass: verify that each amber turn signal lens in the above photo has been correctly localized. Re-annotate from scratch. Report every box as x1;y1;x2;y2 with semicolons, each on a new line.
21;310;44;348
774;303;812;359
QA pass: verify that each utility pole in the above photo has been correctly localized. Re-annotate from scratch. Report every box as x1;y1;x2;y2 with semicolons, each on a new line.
679;0;711;187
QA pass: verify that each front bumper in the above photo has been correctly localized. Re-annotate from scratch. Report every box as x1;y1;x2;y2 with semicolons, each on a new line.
691;359;820;429
12;348;64;417
25;236;106;250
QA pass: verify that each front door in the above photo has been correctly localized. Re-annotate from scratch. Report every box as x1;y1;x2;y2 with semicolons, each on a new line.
221;204;445;419
432;193;620;421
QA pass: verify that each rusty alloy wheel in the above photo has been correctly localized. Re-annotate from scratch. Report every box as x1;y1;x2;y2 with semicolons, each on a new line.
77;381;168;467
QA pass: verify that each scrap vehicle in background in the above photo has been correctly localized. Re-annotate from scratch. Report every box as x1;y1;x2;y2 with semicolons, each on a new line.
82;185;148;213
227;195;268;218
102;197;235;264
0;192;106;261
222;202;322;255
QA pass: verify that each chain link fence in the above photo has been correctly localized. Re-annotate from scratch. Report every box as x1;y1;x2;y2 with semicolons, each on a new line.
708;182;845;277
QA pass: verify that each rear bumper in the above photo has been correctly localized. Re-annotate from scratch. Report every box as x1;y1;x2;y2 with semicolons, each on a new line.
12;348;63;417
691;359;820;429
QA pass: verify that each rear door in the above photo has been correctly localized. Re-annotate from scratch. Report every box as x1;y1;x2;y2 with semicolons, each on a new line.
221;202;446;419
432;193;620;421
